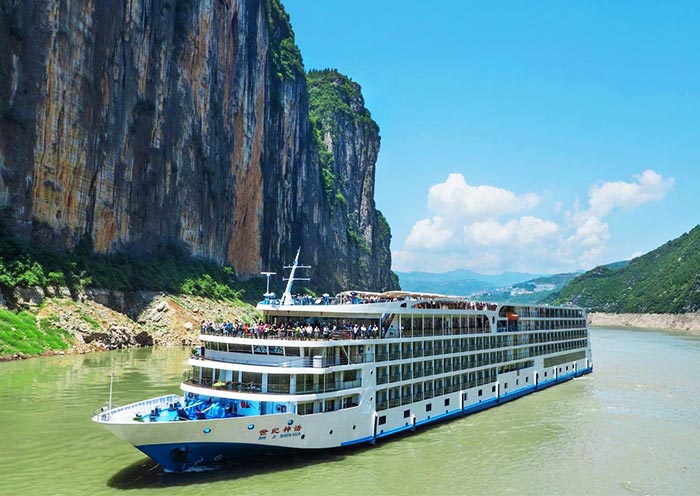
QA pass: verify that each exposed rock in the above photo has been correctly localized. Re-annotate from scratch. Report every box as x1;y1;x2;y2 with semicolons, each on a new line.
589;312;700;333
14;287;45;306
0;0;396;293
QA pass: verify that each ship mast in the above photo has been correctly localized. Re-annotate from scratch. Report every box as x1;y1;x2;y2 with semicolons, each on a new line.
280;248;310;305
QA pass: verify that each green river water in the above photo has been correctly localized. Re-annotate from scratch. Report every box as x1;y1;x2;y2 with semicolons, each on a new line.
1;327;699;496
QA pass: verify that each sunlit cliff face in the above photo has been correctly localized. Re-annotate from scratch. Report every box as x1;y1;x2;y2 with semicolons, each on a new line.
0;0;396;293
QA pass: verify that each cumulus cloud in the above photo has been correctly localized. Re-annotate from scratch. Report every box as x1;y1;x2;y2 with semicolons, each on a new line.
465;217;560;247
396;169;674;273
427;173;541;220
405;216;454;250
588;169;674;217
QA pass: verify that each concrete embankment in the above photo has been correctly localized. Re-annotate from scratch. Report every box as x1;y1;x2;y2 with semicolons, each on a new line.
589;312;700;333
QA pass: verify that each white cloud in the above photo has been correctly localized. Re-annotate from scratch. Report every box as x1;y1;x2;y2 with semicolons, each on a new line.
427;173;540;221
405;216;454;250
588;169;674;217
464;216;559;247
398;169;673;274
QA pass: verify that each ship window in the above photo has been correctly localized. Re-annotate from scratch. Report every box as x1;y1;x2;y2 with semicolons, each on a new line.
285;347;301;357
478;389;483;397
525;376;529;383
504;382;508;389
426;403;432;412
462;393;468;401
444;399;450;407
378;416;387;425
492;385;496;393
544;372;547;377
404;409;410;418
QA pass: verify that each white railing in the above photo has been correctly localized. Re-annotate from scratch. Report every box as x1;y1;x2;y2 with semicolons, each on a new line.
95;394;181;422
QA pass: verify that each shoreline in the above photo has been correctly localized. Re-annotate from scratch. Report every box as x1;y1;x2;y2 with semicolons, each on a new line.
588;312;700;334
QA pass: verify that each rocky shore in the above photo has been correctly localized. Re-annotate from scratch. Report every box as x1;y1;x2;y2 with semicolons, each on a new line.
588;312;700;333
1;287;258;361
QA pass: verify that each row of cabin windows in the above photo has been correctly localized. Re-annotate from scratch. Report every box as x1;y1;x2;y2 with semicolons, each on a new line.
377;359;533;388
376;358;584;412
375;330;588;361
497;319;587;333
499;306;585;319
296;395;360;415
375;338;588;371
187;368;361;395
399;314;491;337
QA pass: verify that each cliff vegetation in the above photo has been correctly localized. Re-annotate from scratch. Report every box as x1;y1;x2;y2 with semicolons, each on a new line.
550;226;700;313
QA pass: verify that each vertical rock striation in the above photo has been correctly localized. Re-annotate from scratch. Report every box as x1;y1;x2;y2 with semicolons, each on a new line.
0;0;396;293
307;69;396;291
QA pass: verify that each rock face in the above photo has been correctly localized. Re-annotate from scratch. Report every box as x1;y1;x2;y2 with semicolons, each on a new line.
307;70;395;291
0;0;396;293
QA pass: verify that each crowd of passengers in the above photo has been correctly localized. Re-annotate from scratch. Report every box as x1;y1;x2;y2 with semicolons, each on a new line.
200;320;386;340
412;300;498;311
267;293;394;306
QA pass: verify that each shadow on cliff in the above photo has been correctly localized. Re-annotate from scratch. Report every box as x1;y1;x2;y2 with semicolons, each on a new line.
106;446;367;489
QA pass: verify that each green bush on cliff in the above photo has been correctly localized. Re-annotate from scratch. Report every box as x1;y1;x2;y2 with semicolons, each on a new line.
267;0;304;80
0;233;259;304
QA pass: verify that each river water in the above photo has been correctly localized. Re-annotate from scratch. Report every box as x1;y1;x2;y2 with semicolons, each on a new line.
1;327;699;496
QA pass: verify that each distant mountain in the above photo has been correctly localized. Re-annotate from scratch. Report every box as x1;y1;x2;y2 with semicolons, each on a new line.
476;272;581;304
549;225;700;313
395;269;546;296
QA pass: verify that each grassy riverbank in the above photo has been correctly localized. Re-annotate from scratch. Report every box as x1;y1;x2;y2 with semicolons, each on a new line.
0;308;73;357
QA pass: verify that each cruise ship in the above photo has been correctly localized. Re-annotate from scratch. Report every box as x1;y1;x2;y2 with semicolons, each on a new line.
93;252;593;472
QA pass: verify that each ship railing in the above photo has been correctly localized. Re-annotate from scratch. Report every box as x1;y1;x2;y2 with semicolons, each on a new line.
401;395;413;406
377;399;388;411
389;398;401;408
196;354;372;368
413;368;424;378
424;390;434;399
376;353;389;362
389;374;401;383
184;378;362;395
96;394;181;422
377;375;389;385
413;391;424;401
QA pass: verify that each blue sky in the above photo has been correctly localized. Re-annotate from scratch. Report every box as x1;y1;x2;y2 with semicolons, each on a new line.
284;1;699;274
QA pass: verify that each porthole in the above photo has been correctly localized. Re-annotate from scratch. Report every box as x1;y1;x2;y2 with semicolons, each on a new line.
247;424;255;430
203;428;211;434
301;434;305;440
353;425;356;430
329;430;334;435
287;419;294;425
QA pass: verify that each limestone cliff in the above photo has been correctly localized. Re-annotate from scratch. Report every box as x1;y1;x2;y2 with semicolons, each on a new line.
0;0;396;293
307;69;395;291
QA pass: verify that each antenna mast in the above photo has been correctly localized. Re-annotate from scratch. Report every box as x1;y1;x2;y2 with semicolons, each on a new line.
281;248;310;305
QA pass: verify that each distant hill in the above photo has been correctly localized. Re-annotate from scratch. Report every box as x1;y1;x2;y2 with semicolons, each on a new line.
475;272;581;304
550;226;700;313
395;269;546;296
